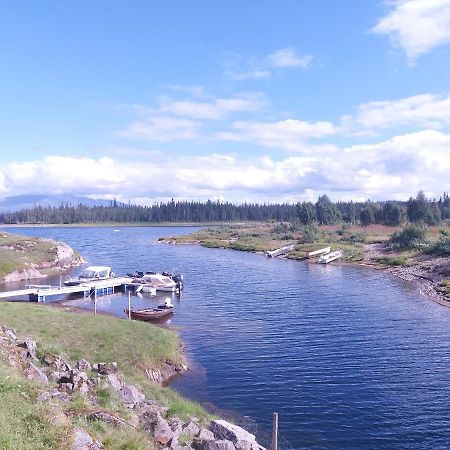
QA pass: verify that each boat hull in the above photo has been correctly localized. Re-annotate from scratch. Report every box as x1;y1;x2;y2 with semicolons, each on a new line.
124;308;173;321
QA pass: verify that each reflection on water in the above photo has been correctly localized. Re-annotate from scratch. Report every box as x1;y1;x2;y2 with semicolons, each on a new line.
2;226;450;449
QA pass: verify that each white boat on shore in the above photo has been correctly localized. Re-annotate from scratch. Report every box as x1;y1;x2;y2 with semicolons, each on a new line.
307;247;331;258
266;244;295;258
318;250;344;264
64;266;115;286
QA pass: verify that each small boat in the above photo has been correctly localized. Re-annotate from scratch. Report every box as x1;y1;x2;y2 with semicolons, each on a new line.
64;266;115;286
125;298;174;321
124;306;174;321
266;244;295;258
318;250;344;264
307;247;331;258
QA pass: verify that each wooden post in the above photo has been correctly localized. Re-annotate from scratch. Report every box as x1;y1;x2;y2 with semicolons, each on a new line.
128;291;131;320
272;412;278;450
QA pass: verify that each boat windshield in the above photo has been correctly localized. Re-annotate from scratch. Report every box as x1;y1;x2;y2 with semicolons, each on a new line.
80;269;109;279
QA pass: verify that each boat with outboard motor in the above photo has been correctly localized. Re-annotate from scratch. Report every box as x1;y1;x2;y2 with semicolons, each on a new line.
127;271;183;292
64;266;115;286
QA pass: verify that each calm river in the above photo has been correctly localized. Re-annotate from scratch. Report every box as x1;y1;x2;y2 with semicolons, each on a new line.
3;226;450;449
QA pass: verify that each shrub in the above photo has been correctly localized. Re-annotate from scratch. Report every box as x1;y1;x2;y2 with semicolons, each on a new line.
388;224;428;250
428;235;450;256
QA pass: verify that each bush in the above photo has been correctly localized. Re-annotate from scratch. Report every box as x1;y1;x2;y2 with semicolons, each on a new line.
301;224;319;243
428;235;450;256
388;224;428;250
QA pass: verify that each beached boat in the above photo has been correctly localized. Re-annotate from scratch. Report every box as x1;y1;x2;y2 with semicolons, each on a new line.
318;250;344;264
307;247;331;258
124;306;173;321
266;244;295;258
64;266;114;286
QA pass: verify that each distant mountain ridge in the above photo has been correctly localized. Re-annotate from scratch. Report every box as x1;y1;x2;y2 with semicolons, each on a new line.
0;195;113;212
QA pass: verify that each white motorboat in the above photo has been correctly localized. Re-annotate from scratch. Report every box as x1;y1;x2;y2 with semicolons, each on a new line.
64;266;114;286
307;247;331;258
140;273;179;292
318;250;344;264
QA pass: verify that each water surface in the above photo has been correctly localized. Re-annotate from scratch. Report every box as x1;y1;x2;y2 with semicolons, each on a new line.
2;226;450;449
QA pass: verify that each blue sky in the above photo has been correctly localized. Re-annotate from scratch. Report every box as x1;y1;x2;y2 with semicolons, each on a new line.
0;0;450;203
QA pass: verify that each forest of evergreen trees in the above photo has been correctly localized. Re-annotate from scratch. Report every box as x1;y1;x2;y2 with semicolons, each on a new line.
0;192;449;226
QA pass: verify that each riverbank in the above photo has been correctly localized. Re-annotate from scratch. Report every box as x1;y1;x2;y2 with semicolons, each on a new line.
0;231;84;283
160;223;450;307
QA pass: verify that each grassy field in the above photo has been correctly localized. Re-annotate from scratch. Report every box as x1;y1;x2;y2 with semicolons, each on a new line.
0;232;63;279
0;302;210;448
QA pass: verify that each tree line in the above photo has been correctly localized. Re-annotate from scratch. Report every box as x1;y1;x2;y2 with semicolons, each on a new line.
0;192;449;226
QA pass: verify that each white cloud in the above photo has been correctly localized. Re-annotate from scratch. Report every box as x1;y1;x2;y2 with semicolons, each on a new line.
222;47;313;80
159;92;267;120
372;0;450;64
265;48;314;68
216;119;338;151
343;92;450;132
116;116;201;141
3;130;447;202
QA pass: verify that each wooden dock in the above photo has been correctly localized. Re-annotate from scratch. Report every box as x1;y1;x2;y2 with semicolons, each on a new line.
0;277;139;302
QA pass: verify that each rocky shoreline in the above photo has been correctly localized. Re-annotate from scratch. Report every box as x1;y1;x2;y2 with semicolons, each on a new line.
359;243;450;307
0;324;264;450
1;234;85;284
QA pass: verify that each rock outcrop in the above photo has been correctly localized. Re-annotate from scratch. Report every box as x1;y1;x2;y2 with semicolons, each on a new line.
0;323;264;450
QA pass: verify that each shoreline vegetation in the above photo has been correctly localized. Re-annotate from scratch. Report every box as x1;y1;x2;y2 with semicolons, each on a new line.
158;222;450;307
0;231;84;284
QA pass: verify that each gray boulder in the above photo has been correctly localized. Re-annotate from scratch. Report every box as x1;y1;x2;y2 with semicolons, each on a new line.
169;417;184;437
76;359;92;372
43;353;71;372
24;361;49;384
118;383;145;406
183;421;200;438
71;426;102;450
193;439;236;450
152;414;175;446
209;420;258;450
0;325;17;340
17;339;37;360
107;373;122;391
198;429;215;440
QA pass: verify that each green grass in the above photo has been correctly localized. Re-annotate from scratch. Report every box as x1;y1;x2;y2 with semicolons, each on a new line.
0;232;62;279
372;256;409;266
0;302;211;425
0;358;71;449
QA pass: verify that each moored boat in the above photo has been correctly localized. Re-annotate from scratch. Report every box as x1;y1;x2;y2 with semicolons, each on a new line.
307;246;331;258
64;266;115;286
127;271;183;292
124;307;174;321
318;250;344;264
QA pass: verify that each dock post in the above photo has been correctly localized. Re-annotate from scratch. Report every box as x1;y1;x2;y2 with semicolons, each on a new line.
128;291;131;320
272;412;278;450
94;289;97;315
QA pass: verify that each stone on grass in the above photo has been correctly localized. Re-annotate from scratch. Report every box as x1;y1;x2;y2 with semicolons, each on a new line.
193;439;236;450
153;414;175;446
107;373;122;391
76;359;92;372
43;353;71;372
209;420;258;450
183;421;200;438
93;362;117;375
198;429;215;440
24;361;49;384
0;325;17;340
118;383;145;406
17;339;37;360
71;426;102;450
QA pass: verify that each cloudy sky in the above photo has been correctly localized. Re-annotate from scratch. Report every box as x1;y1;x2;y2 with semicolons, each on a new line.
1;0;450;204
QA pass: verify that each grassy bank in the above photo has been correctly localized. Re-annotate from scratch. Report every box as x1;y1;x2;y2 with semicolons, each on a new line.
0;232;61;279
0;302;210;448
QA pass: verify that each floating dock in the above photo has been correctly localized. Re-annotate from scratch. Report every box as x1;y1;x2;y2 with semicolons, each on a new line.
0;277;141;302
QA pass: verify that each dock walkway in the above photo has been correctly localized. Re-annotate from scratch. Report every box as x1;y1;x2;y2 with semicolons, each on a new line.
0;277;135;302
